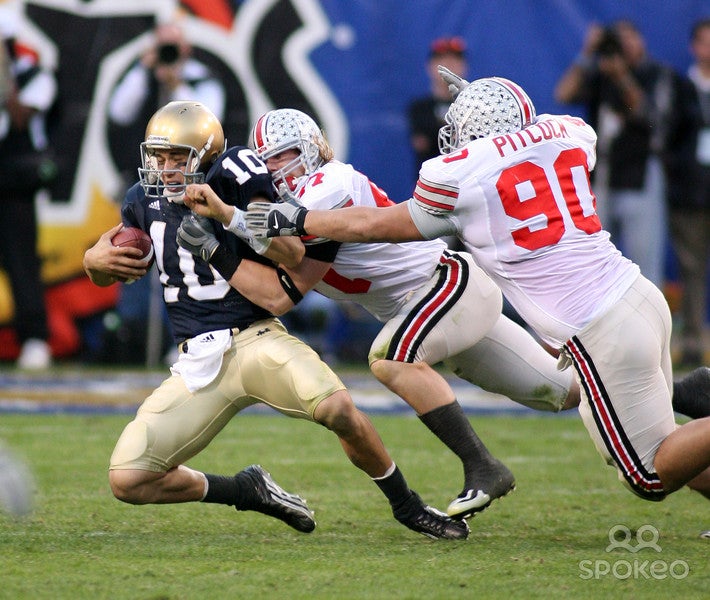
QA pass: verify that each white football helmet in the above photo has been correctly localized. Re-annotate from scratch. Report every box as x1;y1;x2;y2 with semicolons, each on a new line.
138;101;225;202
248;108;325;198
438;77;536;154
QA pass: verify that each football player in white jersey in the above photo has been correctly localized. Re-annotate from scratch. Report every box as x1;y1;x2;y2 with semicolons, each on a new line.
245;78;710;506
177;108;588;520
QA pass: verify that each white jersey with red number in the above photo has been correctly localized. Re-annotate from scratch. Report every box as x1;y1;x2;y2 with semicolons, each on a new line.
296;160;447;322
407;114;640;347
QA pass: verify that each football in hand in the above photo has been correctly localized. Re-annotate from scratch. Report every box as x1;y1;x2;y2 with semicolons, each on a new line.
111;227;154;264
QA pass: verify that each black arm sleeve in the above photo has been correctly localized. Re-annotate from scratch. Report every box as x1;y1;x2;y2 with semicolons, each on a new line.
303;239;341;262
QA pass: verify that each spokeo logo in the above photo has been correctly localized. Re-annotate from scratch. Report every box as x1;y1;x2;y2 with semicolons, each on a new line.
578;525;690;580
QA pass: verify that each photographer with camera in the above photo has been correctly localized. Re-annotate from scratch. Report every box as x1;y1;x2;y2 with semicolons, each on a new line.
108;21;225;187
555;20;681;291
108;22;225;135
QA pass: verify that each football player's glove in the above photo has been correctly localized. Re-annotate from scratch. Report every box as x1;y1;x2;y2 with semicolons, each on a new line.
438;65;470;99
177;214;220;261
246;200;308;237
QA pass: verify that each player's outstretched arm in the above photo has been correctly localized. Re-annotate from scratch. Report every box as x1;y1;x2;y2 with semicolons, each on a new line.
246;200;424;243
227;254;327;315
177;214;325;314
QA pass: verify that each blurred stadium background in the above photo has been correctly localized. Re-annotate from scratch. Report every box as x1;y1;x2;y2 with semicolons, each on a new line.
0;0;706;367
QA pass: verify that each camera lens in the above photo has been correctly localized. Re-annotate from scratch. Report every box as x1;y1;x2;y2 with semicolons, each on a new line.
596;28;622;57
157;44;180;64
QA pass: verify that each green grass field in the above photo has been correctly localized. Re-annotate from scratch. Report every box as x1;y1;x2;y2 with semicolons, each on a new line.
1;411;708;599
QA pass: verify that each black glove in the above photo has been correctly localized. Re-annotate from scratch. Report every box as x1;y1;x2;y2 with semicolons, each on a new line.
245;200;308;237
177;214;220;261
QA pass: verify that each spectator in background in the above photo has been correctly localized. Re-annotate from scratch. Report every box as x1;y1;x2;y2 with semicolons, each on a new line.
0;15;57;370
665;18;710;368
108;21;226;173
407;37;468;253
554;20;677;289
105;20;227;366
408;37;468;169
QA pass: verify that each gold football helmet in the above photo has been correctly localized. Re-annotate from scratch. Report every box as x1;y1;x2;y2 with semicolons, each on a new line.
138;101;225;201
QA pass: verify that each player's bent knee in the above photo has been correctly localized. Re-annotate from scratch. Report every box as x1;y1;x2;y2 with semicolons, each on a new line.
109;418;166;504
369;358;393;383
313;391;361;436
109;468;163;504
370;358;425;387
108;469;139;504
560;380;581;411
616;469;667;502
110;419;152;470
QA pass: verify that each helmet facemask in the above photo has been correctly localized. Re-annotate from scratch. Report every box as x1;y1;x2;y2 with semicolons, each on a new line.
249;109;326;200
138;141;206;202
438;110;464;155
268;147;311;197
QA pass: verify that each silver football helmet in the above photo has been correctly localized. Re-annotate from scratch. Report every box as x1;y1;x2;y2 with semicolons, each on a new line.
138;101;225;202
248;108;325;198
438;77;536;154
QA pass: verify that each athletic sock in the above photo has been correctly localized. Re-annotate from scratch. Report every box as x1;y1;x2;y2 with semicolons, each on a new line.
202;473;239;506
672;367;710;419
373;464;412;509
419;401;498;488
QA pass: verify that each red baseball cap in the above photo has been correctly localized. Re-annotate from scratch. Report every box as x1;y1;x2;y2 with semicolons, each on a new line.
429;36;467;58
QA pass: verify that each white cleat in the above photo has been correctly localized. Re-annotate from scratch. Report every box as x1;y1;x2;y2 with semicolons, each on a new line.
447;461;516;519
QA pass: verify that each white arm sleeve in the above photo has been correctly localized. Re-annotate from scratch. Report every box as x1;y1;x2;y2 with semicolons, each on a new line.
407;197;458;240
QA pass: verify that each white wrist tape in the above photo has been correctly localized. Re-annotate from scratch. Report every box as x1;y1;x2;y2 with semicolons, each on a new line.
224;207;272;255
224;207;250;239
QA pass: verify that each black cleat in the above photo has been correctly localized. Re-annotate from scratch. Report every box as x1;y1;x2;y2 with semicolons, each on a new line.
238;465;316;533
393;491;469;540
447;460;516;520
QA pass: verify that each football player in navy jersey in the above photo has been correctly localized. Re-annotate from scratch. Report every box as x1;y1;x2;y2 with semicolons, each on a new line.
82;101;468;540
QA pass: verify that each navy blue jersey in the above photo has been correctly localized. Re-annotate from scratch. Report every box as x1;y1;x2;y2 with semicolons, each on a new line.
121;145;275;343
205;145;274;209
